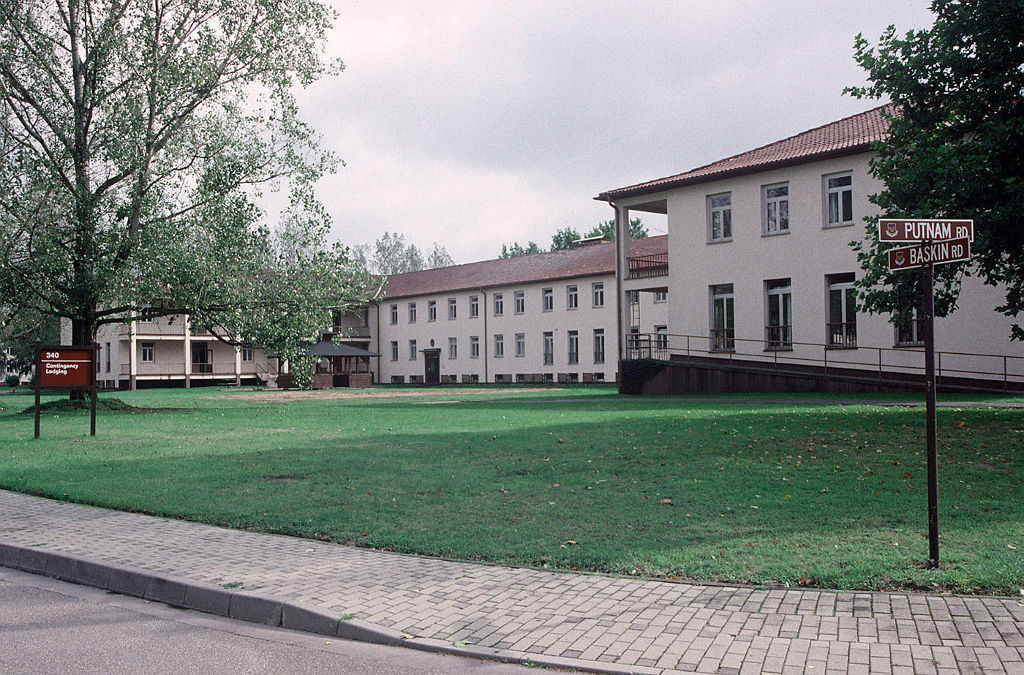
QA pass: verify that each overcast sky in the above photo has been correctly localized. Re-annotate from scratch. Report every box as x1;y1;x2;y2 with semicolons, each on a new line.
292;1;936;264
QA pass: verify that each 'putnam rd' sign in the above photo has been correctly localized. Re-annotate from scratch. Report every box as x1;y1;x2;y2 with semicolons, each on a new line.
879;218;974;243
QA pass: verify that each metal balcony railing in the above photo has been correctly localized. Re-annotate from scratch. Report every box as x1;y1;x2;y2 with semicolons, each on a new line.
826;322;857;348
764;324;793;351
626;252;668;279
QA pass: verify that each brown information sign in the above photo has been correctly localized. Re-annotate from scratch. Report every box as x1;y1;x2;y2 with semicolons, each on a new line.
879;218;974;243
39;347;94;388
887;237;971;272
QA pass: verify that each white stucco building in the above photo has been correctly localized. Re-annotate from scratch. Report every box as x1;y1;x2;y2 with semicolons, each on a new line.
598;105;1024;391
370;237;668;384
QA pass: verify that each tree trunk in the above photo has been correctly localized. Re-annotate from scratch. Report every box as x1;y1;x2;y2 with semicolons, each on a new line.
69;316;94;401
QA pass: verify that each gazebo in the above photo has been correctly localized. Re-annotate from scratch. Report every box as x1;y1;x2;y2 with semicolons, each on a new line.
307;340;379;389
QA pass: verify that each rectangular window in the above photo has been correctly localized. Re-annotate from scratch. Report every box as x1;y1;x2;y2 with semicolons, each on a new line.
141;342;155;363
515;333;526;357
138;304;154;323
567;330;579;365
710;284;735;352
241;347;254;362
628;290;639;304
408;303;417;323
824;173;853;227
448;337;457;359
391;341;399;362
827;273;857;347
567;285;578;310
514;290;525;314
105;341;111;372
543;331;554;365
592;282;604;307
409;339;418;360
654;326;668;357
494;293;504;316
428;300;437;322
765;278;793;350
470;295;479;318
708;193;732;242
390;304;398;324
653;290;667;303
494;334;504;358
448;297;457;320
470;336;480;358
593;329;605;364
542;288;553;312
762;183;790;234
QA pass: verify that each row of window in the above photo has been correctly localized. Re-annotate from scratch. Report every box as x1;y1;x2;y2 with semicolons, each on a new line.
135;342;254;363
388;283;608;325
707;273;921;352
707;172;854;242
391;330;607;364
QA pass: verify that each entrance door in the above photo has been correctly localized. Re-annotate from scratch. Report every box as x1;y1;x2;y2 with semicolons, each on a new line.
423;350;440;385
191;343;212;374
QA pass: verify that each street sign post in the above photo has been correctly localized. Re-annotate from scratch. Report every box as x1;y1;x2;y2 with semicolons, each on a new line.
880;218;973;570
34;342;99;438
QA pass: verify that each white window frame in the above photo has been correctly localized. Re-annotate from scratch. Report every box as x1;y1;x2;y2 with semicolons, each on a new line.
493;293;504;316
390;341;399;362
764;278;793;350
542;288;553;312
515;332;526;357
428;300;437;322
710;284;735;352
707;192;732;242
389;304;398;325
514;290;525;315
408;303;417;323
592;282;604;307
567;285;578;310
567;330;579;365
409;339;417;360
653;290;667;303
448;337;457;359
470;295;479;318
593;329;605;364
762;182;790;235
826;274;857;348
470;335;480;358
824;172;854;228
241;347;254;362
448;297;457;320
543;331;554;365
141;342;155;362
494;334;504;358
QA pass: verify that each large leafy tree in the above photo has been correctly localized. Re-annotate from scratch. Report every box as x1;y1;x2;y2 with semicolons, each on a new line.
0;0;370;375
847;0;1024;335
586;217;648;241
498;240;541;258
352;231;453;274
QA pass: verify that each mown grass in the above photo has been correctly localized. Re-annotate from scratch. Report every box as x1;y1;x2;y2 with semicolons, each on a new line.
0;385;1021;594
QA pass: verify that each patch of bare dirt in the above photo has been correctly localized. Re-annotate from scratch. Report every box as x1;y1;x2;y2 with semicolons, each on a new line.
206;387;564;403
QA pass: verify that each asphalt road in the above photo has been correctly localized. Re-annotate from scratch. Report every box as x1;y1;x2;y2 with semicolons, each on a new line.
0;567;533;674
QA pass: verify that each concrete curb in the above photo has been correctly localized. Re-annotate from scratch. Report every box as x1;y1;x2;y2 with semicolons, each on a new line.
0;542;649;675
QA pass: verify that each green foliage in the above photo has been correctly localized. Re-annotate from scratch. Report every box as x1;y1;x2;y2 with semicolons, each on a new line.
549;226;581;251
499;241;542;258
0;0;369;376
617;358;667;395
847;0;1024;335
352;233;452;273
5;374;19;389
586;217;648;241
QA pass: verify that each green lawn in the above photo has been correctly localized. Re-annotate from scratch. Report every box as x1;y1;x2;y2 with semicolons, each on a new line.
1;385;1022;594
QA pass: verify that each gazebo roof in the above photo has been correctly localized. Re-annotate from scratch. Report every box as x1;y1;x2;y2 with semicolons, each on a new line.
307;341;379;358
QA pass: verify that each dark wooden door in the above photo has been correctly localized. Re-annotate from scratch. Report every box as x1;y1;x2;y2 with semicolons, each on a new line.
424;350;440;384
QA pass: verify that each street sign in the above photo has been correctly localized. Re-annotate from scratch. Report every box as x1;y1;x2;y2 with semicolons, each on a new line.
887;237;971;272
879;218;974;243
39;348;94;388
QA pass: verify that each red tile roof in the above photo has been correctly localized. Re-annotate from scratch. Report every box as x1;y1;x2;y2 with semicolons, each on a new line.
381;236;667;300
597;104;892;201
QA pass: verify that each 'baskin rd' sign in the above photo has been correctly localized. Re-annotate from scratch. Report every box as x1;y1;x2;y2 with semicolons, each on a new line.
879;218;974;243
887;237;972;272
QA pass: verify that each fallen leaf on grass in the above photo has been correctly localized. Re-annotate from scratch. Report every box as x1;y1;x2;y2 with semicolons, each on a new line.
659;498;672;505
1009;544;1018;550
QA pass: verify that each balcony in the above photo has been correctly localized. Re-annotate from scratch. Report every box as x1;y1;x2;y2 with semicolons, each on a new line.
626;252;668;279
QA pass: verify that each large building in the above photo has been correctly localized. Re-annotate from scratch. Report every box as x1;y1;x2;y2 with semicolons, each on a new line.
598;105;1024;390
369;237;668;384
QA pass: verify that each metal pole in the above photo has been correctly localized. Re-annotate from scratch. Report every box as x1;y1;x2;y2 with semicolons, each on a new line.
34;339;41;439
923;262;939;568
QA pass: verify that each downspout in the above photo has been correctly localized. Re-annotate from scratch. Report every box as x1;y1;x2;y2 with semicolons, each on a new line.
481;289;489;383
374;302;381;384
611;201;625;376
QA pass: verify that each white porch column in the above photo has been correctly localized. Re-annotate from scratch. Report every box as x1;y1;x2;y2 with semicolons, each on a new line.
614;203;631;361
129;314;138;390
183;315;192;388
234;345;241;386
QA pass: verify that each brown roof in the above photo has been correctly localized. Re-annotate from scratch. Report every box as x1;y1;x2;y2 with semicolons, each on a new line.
597;104;892;201
381;236;667;300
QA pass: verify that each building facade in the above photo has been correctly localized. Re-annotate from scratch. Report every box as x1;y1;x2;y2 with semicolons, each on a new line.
370;237;668;384
599;105;1024;387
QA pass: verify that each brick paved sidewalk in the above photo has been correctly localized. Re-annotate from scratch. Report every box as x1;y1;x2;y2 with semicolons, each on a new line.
1;490;1022;674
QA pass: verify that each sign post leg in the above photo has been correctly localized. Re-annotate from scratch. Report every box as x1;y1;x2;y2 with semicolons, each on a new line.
90;388;97;436
923;262;939;568
34;384;41;439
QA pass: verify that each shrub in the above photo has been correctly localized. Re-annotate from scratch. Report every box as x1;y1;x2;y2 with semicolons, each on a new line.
5;374;20;390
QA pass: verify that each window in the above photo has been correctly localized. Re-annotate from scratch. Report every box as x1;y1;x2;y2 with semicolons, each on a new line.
241;347;254;362
765;279;793;349
470;336;480;358
494;334;504;358
824;173;853;227
827;273;857;347
592;282;604;307
409;339;418;360
542;288;553;312
567;285;578;310
762;183;790;234
710;284;735;352
708;193;732;241
567;330;579;365
105;342;111;372
470;295;479;318
428;300;437;322
543;332;554;365
391;341;399;361
515;333;526;357
654;326;668;357
653;290;667;303
894;288;924;346
138;304;153;323
448;297;457;320
494;293;504;316
628;290;639;304
390;304;398;325
141;342;155;363
408;303;417;323
448;337;457;359
514;290;525;314
593;329;605;364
